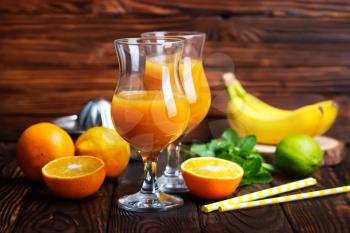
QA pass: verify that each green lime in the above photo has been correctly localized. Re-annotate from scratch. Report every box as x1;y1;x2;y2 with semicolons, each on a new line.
275;135;323;177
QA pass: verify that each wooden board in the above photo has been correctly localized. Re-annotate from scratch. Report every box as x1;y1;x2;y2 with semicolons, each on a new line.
255;136;346;166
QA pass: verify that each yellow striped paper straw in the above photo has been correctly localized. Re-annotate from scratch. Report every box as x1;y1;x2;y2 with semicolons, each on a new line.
219;185;350;212
201;177;317;213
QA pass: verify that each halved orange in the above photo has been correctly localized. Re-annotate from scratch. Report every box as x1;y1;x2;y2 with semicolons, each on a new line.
181;157;243;200
42;156;106;199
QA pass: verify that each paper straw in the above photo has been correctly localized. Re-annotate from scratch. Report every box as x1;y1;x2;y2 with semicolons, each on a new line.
219;185;350;212
201;177;317;213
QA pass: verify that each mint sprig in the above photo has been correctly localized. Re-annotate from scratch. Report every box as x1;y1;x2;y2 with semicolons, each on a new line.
190;128;274;186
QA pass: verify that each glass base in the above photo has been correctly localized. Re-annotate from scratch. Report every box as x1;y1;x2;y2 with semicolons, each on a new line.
157;172;189;193
118;191;183;212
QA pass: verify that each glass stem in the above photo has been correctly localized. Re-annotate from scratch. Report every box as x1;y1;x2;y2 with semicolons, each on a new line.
140;152;158;194
164;142;182;177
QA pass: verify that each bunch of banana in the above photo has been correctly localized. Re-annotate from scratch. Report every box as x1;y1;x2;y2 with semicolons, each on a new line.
223;73;338;145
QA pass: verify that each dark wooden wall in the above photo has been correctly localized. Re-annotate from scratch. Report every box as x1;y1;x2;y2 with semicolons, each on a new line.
1;0;350;142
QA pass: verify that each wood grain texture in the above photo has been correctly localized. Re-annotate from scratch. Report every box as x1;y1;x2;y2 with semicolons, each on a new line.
12;180;115;233
0;143;30;233
0;0;92;14
1;67;350;93
332;147;350;205
0;142;349;233
2;0;350;17
0;90;114;115
0;14;192;41
0;115;57;142
109;0;350;17
3;15;350;43
108;156;201;233
203;17;350;43
273;165;350;233
333;147;350;186
199;184;294;233
0;0;350;232
2;15;350;69
2;39;350;69
2;68;349;115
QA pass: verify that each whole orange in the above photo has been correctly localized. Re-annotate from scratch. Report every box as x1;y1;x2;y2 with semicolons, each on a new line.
16;122;75;182
75;127;130;177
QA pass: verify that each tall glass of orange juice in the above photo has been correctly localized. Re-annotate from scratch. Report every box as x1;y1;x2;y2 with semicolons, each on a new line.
112;38;190;212
141;32;211;193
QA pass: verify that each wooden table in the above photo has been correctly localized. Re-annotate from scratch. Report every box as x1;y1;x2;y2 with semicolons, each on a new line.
1;141;349;233
1;0;350;232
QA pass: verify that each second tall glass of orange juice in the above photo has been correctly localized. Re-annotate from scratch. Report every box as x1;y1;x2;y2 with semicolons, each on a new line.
141;31;211;193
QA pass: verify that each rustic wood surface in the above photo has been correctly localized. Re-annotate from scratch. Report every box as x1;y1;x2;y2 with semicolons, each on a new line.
1;0;350;143
0;1;350;231
2;0;350;17
0;142;349;233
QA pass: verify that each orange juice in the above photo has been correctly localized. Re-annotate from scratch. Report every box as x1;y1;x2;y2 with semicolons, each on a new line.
111;90;190;152
144;59;211;132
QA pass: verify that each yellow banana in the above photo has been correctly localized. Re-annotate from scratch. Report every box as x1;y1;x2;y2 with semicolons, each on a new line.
223;73;290;115
227;92;323;144
223;73;338;145
313;100;338;136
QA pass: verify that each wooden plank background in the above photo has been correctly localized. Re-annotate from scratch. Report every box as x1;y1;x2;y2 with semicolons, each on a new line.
0;0;349;142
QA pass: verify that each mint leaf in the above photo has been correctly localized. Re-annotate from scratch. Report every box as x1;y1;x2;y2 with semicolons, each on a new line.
246;152;263;161
240;178;253;186
190;128;273;187
208;139;220;151
221;128;239;144
216;152;232;161
190;144;214;157
262;163;275;172
230;155;245;166
208;140;231;155
228;145;240;156
238;135;256;156
243;157;261;176
248;170;273;184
